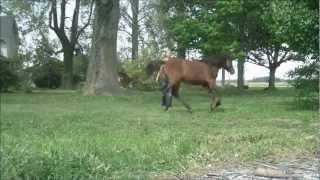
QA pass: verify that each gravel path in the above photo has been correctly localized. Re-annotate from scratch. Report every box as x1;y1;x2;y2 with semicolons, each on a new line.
154;158;319;180
182;159;319;180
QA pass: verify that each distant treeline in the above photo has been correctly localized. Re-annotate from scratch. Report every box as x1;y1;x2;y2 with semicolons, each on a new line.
217;76;287;83
249;77;287;82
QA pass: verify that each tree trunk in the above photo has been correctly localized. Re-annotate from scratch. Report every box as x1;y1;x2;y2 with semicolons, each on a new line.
83;0;121;95
268;67;276;89
237;58;245;88
221;69;225;86
131;0;139;60
62;47;74;89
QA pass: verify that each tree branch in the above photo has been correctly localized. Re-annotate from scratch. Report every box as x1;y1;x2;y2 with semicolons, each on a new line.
120;7;133;26
51;0;59;29
119;26;132;36
70;0;80;47
76;0;94;41
247;56;269;68
54;49;64;55
247;52;269;68
138;13;148;23
60;0;66;29
277;49;289;65
49;7;54;30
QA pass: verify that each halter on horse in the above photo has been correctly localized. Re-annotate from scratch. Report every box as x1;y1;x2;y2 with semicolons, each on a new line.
153;56;235;112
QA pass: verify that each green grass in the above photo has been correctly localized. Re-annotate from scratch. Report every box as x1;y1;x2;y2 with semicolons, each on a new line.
1;87;319;179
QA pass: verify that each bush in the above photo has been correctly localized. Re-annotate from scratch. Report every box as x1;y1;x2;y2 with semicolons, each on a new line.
0;56;19;92
288;60;319;110
120;59;158;91
31;59;64;88
73;55;89;87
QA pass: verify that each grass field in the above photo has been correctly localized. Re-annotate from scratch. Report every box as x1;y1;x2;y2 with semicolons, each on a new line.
1;87;318;179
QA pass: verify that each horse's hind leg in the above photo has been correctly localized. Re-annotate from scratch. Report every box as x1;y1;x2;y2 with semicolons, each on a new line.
210;90;221;112
208;80;220;112
172;84;192;113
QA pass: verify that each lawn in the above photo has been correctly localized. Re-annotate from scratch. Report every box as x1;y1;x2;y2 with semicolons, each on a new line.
1;87;318;179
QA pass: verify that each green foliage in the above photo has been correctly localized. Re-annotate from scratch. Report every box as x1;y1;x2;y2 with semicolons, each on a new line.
119;46;162;90
73;55;89;86
31;59;63;88
0;57;19;92
120;58;158;91
161;0;317;62
259;0;317;54
282;0;319;56
289;60;319;110
1;88;318;178
160;0;257;58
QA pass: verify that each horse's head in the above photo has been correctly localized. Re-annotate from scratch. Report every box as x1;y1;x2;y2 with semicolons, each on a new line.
223;59;235;74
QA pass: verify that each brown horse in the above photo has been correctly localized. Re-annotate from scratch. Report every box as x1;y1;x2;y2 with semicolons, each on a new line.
154;56;234;112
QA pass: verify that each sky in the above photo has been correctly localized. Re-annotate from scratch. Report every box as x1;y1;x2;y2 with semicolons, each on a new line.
222;61;302;81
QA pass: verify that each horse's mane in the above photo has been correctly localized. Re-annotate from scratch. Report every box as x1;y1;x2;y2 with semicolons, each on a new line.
199;55;228;68
146;60;164;76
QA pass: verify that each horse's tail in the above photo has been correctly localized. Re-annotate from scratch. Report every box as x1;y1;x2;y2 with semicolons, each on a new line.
145;60;165;77
156;65;166;82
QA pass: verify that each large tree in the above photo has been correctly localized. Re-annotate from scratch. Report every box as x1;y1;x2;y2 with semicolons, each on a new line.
83;0;121;95
214;0;264;88
245;0;314;88
49;0;93;89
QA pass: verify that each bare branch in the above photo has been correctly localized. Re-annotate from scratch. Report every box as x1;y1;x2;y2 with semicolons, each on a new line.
247;56;269;68
119;27;132;36
51;0;59;29
54;49;64;55
137;13;148;23
70;0;81;46
60;0;66;29
48;0;71;49
129;0;139;15
76;0;94;41
120;7;133;25
247;51;269;68
49;7;54;30
277;49;289;65
250;51;265;62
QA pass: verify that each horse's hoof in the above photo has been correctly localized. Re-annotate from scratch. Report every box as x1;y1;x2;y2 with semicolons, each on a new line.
216;100;221;107
210;106;217;112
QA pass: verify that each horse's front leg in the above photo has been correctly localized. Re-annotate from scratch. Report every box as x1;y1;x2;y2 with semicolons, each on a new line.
172;85;192;113
208;87;221;112
163;87;173;111
209;89;220;112
208;79;221;112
